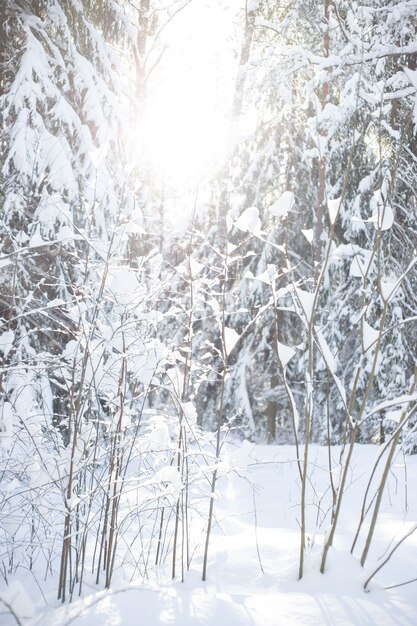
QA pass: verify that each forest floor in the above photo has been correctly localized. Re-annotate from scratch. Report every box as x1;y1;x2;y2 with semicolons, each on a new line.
3;443;417;626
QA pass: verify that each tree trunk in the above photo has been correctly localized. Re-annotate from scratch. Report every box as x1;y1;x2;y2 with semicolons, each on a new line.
314;0;330;275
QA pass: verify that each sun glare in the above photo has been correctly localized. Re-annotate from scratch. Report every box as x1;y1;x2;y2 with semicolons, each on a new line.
138;1;241;190
142;78;228;187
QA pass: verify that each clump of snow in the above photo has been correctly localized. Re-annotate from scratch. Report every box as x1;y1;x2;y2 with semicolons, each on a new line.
0;402;14;449
362;320;379;352
181;401;198;425
46;298;65;308
119;221;147;235
301;228;313;244
0;330;14;357
372;201;394;231
344;246;373;278
153;465;182;499
234;207;262;237
15;231;29;243
189;258;205;278
246;0;260;11
315;326;336;373
0;257;13;269
248;264;277;285
62;339;80;361
352;191;394;231
56;224;75;242
404;67;417;124
29;225;45;248
107;267;144;307
380;281;397;302
327;197;341;225
224;327;240;356
295;288;315;322
269;191;294;219
277;342;296;368
148;417;171;450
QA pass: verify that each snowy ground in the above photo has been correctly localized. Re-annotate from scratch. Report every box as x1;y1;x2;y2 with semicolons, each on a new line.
2;443;417;626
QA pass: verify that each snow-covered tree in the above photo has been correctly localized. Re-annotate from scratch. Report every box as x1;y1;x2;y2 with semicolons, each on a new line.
0;0;143;595
188;0;417;445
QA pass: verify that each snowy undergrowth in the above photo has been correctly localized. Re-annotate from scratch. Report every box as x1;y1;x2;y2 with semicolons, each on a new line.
0;406;222;587
2;443;417;626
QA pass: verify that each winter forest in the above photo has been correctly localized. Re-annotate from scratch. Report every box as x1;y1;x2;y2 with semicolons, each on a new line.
1;0;417;624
